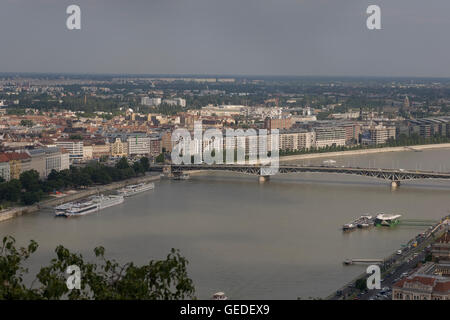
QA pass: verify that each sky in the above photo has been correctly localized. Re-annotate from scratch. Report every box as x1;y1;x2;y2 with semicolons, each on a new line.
0;0;450;77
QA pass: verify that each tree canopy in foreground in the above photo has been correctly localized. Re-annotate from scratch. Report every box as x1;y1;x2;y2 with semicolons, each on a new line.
0;236;195;300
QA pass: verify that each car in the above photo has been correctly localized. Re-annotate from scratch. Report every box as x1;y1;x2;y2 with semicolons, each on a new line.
396;250;402;255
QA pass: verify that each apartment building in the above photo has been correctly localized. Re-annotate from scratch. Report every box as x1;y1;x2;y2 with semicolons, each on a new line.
111;138;128;157
264;117;293;130
28;149;47;178
314;127;346;148
2;152;31;180
55;140;84;163
279;130;316;152
0;154;10;181
369;126;396;145
45;147;69;176
127;136;150;156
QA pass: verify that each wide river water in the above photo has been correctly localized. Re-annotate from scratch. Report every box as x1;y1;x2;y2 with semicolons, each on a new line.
1;148;450;299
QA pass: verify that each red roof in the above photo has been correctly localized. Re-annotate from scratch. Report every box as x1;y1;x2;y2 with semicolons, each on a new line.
0;153;9;163
394;275;450;294
2;152;31;161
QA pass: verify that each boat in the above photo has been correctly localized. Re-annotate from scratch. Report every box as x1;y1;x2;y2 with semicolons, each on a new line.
54;195;124;217
117;182;154;197
357;215;374;228
173;173;190;180
343;223;356;231
375;213;402;227
323;159;337;166
212;292;228;300
92;194;124;210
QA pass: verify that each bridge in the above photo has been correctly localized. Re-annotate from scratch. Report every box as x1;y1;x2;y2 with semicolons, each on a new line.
150;164;450;187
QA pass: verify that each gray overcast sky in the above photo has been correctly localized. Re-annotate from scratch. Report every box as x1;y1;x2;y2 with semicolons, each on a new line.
0;0;449;77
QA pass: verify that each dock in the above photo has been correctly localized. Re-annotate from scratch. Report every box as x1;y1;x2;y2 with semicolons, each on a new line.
343;258;384;265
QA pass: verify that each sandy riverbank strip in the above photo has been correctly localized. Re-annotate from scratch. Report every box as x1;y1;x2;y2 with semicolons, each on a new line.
0;174;160;223
279;143;450;162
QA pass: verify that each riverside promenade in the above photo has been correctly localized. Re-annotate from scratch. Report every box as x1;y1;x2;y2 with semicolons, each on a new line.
279;143;450;162
0;173;160;223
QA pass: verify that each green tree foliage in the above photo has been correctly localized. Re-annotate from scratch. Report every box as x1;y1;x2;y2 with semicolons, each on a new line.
20;120;34;127
20;170;41;192
156;153;165;163
355;278;367;291
0;236;195;300
139;157;150;172
0;179;22;203
115;157;130;169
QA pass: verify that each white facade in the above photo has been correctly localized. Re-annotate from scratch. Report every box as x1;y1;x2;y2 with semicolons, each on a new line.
0;161;10;181
55;141;84;162
127;136;150;156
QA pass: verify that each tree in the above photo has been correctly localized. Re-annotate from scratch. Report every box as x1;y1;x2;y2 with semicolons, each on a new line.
2;179;22;202
139;157;150;172
21;192;41;205
156;153;165;163
355;278;367;291
116;157;130;170
20;170;41;192
0;236;195;300
20;119;34;127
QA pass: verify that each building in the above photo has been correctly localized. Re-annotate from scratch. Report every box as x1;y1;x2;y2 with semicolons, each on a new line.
314;127;346;149
55;140;84;163
393;262;450;300
264;117;293;131
161;131;172;153
141;97;162;106
162;98;186;107
3;152;31;180
92;143;111;159
149;136;162;157
432;228;450;262
341;124;361;143
83;144;93;160
369;126;396;145
0;154;10;181
279;129;315;152
27;149;47;179
111;138;128;157
127;136;150;156
45;147;69;176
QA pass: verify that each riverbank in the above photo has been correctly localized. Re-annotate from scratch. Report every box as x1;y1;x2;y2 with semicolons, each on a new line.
0;173;160;223
327;215;450;300
279;143;450;162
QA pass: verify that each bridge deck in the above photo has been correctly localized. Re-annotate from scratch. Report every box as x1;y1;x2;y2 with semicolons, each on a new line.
151;164;450;181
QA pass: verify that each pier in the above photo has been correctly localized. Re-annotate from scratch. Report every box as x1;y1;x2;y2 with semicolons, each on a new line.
343;259;384;265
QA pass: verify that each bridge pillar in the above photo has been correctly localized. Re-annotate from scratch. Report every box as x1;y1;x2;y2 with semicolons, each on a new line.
259;175;270;183
391;180;401;188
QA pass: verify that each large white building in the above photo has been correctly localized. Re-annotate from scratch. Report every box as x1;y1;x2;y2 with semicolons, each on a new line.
163;98;186;107
314;127;346;148
127;136;151;156
45;147;70;176
55;140;84;163
279;130;316;152
141;97;162;106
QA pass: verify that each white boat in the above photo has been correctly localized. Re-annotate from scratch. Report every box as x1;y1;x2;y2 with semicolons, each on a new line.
92;194;124;209
173;174;190;180
212;292;228;300
54;195;124;217
375;213;402;226
323;159;337;165
117;182;154;197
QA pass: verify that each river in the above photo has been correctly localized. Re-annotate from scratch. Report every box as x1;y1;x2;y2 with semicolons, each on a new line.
1;148;450;299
